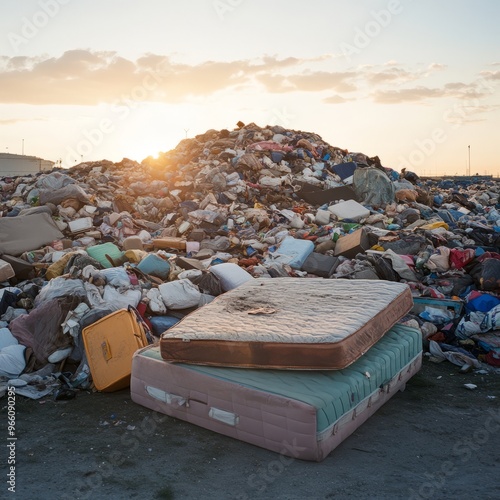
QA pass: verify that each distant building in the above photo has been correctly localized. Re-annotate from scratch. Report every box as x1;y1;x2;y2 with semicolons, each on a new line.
0;153;54;177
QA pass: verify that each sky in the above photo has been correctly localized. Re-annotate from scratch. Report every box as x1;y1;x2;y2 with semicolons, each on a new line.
0;0;499;176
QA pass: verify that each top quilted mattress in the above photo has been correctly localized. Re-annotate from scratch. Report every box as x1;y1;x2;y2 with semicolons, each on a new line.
160;278;413;369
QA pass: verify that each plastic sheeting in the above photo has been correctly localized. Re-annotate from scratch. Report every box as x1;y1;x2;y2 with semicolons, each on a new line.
34;278;87;307
352;167;395;207
38;184;90;206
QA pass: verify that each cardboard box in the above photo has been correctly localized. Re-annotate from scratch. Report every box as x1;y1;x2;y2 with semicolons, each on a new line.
297;184;358;206
152;237;187;250
334;228;370;259
0;259;15;282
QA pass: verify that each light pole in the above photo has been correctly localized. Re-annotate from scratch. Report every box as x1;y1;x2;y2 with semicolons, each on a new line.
468;145;471;176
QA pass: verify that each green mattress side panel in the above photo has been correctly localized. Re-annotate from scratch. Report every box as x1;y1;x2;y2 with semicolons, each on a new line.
140;324;422;433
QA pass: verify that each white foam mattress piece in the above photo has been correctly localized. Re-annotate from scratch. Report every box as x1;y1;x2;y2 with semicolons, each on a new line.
133;324;423;461
160;278;413;369
328;200;370;221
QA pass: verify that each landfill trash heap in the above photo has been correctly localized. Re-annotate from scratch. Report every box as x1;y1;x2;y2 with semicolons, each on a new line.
0;121;499;398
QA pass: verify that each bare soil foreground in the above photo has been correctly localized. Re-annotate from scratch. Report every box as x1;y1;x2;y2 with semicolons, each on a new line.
2;359;500;500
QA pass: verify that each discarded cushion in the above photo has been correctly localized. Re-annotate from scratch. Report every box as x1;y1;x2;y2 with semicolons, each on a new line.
209;263;253;291
328;200;370;222
86;243;124;269
268;237;314;269
149;316;181;336
0;344;26;378
0;213;63;256
137;254;171;281
159;279;202;310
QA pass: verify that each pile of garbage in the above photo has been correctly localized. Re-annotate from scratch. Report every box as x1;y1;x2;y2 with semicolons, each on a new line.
1;121;500;399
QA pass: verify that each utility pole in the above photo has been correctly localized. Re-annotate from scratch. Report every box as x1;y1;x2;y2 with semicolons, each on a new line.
22;138;24;155
468;145;471;176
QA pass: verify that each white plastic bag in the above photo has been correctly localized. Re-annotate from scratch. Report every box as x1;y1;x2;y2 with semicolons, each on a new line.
159;279;201;310
0;327;18;349
102;285;141;310
0;344;26;378
34;278;87;306
146;288;167;314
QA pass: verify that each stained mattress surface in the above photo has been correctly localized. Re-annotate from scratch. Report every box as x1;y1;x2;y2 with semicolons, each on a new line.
160;278;413;369
146;324;421;433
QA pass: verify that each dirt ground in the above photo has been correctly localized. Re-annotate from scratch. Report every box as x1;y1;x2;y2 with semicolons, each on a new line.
2;358;500;500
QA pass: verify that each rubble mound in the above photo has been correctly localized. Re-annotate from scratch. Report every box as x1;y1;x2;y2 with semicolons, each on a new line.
1;122;500;397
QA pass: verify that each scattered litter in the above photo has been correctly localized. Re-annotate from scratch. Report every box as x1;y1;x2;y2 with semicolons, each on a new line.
247;308;277;315
0;122;498;419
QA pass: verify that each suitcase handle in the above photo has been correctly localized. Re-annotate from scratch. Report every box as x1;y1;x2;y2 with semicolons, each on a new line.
101;340;112;361
128;305;154;344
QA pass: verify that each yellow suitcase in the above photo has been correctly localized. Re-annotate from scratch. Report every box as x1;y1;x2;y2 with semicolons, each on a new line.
82;307;150;392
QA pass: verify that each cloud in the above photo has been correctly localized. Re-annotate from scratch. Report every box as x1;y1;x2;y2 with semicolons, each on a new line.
427;62;447;72
0;117;48;125
373;73;497;104
363;62;446;86
257;71;357;93
0;51;497;110
0;118;25;125
481;70;500;80
373;86;445;103
443;103;500;125
323;95;348;104
365;67;420;85
0;50;343;106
